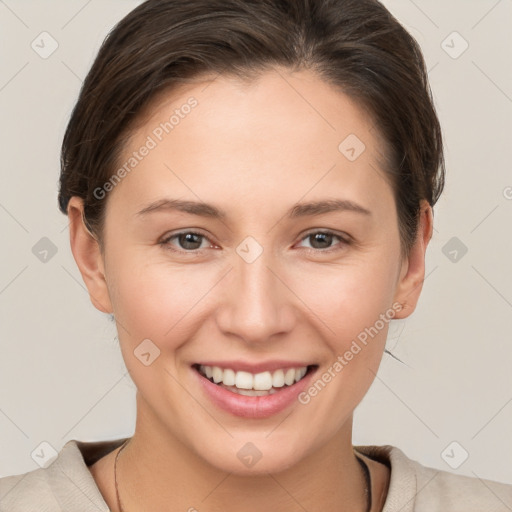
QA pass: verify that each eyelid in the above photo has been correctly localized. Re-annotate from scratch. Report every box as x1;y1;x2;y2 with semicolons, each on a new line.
300;228;352;242
160;229;214;248
295;229;352;252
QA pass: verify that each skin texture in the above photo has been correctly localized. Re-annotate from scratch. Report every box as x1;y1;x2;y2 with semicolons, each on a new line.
68;67;433;512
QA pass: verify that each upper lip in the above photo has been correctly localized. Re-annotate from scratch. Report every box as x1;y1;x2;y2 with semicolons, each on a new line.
194;360;316;374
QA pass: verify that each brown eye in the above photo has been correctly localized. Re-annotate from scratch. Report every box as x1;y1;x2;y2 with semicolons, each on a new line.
161;231;210;251
297;230;349;252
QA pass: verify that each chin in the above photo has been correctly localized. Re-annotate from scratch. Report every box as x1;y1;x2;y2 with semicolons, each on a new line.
189;432;308;476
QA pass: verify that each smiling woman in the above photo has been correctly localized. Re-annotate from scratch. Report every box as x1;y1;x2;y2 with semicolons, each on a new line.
1;0;511;511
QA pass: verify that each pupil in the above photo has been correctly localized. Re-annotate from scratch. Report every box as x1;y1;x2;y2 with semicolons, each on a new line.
311;233;331;249
180;233;201;250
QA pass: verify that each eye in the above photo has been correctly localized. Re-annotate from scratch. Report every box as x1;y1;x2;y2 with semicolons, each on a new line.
159;229;351;255
160;231;213;252
296;230;350;253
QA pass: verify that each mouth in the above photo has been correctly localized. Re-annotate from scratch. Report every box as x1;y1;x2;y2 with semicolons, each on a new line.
192;363;318;397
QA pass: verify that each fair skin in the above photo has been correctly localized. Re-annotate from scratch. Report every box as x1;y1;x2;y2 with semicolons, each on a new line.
68;67;433;512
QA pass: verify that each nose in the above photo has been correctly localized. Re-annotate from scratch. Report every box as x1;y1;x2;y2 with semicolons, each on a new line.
215;248;296;345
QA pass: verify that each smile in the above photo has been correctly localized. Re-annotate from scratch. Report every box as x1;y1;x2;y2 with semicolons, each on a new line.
195;364;313;396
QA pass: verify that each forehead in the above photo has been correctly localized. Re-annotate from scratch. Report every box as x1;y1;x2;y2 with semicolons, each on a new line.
106;68;393;219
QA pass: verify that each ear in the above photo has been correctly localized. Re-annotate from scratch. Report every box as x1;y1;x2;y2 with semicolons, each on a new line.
67;196;113;314
392;199;433;319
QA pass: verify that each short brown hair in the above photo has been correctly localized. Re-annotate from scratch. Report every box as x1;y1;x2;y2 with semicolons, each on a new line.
58;0;445;258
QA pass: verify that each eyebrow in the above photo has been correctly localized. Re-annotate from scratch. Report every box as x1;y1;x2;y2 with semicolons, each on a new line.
135;197;372;219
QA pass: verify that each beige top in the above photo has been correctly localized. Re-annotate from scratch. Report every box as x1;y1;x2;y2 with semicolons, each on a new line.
1;438;511;511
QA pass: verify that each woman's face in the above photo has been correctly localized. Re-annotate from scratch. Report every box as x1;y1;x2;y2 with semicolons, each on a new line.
71;68;430;474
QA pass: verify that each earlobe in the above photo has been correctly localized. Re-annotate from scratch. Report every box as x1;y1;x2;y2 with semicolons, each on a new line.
392;200;433;320
67;196;113;314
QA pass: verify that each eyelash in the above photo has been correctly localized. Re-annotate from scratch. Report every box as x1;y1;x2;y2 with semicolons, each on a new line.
159;229;351;255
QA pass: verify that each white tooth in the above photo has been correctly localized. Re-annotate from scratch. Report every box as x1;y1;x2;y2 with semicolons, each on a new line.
235;371;254;389
272;369;285;388
206;364;308;388
212;366;223;383
223;368;236;386
253;371;273;390
284;368;296;386
294;367;305;382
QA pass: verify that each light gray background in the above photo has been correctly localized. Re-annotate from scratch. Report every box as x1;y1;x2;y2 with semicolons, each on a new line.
1;0;511;486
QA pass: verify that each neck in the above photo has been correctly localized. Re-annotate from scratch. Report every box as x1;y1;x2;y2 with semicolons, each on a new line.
111;393;380;512
115;398;371;512
117;438;369;512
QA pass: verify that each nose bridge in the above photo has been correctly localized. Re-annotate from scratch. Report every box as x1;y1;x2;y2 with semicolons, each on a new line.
216;239;294;343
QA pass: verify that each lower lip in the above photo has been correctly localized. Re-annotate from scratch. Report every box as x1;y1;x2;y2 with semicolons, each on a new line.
193;366;317;419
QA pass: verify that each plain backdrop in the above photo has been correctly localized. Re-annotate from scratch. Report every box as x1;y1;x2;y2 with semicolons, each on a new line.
0;0;511;485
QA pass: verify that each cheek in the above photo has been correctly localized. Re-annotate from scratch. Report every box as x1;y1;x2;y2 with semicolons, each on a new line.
106;249;218;346
290;253;398;345
293;257;399;415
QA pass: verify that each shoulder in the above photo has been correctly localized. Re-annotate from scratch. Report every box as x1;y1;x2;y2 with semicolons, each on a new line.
0;438;127;512
355;444;512;512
